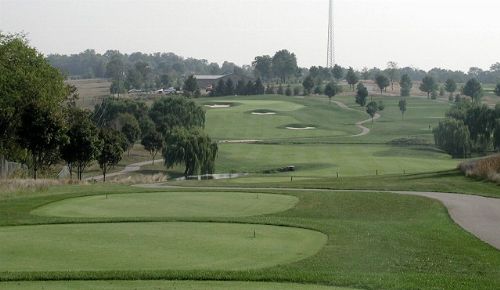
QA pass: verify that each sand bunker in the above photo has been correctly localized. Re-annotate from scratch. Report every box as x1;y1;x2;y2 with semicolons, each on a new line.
286;126;316;130
252;112;276;115
205;104;231;108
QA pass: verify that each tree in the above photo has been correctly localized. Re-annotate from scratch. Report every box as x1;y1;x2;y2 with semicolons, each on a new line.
332;65;344;81
97;128;125;182
375;74;390;94
224;78;234;96
345;67;359;90
494;83;500;97
236;80;246;95
399;74;413;97
293;86;301;96
141;131;163;165
386;61;399;91
398;99;407;120
302;75;315;95
149;97;205;134
17;102;67;179
214;79;226;96
183;75;199;96
314;85;323;95
254;78;265;95
366;101;379;124
163;127;218;178
324;82;341;103
246;81;256;95
0;33;68;167
60;108;99;180
463;78;482;103
265;85;275;94
433;119;471;158
355;83;368;107
277;85;284;95
285;85;293;96
272;50;298;83
120;115;141;156
419;75;437;98
252;55;273;81
445;79;457;98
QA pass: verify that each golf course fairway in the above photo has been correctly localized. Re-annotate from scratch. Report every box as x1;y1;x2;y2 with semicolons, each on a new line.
0;281;355;290
0;222;326;271
31;191;299;218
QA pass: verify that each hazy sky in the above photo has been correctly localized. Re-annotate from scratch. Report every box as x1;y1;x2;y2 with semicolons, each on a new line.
1;0;499;71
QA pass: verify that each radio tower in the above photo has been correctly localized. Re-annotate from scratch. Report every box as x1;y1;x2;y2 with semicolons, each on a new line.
326;0;335;68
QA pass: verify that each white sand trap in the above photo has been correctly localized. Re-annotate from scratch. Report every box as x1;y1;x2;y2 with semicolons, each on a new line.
252;112;276;115
286;126;316;130
219;139;262;143
205;104;231;108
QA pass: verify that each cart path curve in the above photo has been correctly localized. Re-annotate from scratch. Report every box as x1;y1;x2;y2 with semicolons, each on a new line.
86;159;164;181
331;100;381;137
137;184;500;250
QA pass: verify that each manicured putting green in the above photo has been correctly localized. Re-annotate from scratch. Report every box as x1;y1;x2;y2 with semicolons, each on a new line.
32;192;298;218
0;222;326;271
0;281;354;290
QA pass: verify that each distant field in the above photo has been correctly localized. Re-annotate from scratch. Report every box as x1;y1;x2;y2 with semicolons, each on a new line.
66;78;111;109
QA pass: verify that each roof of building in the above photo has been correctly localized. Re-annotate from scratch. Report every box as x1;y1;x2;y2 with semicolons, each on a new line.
193;74;232;80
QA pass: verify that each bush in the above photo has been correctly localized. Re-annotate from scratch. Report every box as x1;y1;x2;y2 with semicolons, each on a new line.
459;155;500;184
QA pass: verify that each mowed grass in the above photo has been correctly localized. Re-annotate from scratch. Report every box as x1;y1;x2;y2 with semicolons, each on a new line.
32;191;298;218
1;184;500;289
201;95;362;141
0;281;353;290
333;94;452;143
0;222;326;272
200;94;452;144
216;143;458;176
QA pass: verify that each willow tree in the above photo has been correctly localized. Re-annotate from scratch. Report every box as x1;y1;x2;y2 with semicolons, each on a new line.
433;119;471;158
163;127;218;178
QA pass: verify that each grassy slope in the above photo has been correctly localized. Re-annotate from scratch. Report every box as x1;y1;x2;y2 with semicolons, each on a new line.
175;170;500;198
215;143;458;176
1;184;499;289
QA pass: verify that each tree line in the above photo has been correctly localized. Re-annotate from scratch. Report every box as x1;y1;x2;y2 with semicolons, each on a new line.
1;33;217;180
434;101;500;157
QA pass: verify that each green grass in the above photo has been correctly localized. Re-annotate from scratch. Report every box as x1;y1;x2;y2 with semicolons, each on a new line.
1;184;500;289
175;170;500;198
199;94;452;144
0;280;353;290
32;191;298;218
215;143;458;176
201;96;361;141
0;222;326;272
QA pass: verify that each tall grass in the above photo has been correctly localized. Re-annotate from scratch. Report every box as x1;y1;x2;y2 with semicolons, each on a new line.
0;179;84;200
459;154;500;184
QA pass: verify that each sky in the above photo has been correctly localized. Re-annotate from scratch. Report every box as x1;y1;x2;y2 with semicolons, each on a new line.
1;0;499;71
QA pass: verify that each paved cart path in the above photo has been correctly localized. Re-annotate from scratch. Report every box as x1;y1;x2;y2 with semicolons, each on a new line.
331;100;381;137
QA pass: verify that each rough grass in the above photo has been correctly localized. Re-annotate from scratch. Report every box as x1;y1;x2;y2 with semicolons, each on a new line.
459;154;500;184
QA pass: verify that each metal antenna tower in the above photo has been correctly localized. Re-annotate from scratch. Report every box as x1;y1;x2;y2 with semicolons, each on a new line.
327;0;335;68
